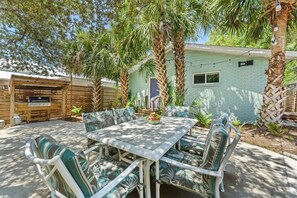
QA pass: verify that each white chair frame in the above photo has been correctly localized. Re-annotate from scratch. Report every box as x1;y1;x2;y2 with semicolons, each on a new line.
179;115;232;192
156;124;241;198
25;138;145;198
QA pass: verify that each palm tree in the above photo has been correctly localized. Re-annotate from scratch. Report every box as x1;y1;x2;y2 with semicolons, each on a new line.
62;31;116;112
168;0;211;105
126;0;171;109
210;0;297;125
61;41;85;114
111;12;149;108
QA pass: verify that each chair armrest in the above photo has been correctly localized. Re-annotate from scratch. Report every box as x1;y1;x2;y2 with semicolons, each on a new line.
160;156;222;177
182;135;198;141
181;137;205;145
83;144;104;155
25;140;62;165
91;158;146;198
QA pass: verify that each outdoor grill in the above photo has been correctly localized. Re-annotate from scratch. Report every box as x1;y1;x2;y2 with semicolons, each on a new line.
28;96;51;107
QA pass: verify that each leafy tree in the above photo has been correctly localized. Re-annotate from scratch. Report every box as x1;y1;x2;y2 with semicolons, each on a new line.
209;0;297;125
0;0;120;75
208;30;297;86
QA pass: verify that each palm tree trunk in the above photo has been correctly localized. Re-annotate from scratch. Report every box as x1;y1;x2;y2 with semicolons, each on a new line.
152;31;169;109
92;77;103;111
260;6;289;125
173;31;186;104
120;69;129;107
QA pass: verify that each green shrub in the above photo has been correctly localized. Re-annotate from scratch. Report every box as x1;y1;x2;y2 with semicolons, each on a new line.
71;106;82;116
195;112;212;128
232;120;241;127
266;122;287;137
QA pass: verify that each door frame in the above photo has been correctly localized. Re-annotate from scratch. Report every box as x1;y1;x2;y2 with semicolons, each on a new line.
148;77;158;108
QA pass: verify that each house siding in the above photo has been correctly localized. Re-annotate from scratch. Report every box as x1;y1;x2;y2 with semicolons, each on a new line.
129;50;268;122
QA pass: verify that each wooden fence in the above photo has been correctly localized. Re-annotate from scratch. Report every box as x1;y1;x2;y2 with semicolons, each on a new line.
0;80;120;124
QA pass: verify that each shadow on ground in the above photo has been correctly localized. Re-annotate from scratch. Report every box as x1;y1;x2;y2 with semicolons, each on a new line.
0;120;296;198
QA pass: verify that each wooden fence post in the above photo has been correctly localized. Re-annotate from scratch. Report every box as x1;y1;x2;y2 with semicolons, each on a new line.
9;85;15;127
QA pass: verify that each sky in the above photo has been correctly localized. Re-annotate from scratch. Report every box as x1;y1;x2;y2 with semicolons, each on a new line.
197;35;209;44
197;34;210;44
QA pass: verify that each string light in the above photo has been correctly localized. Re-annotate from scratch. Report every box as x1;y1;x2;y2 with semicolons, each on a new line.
166;50;253;68
276;0;282;12
271;33;277;45
274;23;279;32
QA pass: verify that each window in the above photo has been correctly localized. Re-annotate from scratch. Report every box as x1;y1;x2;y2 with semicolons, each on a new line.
193;72;220;85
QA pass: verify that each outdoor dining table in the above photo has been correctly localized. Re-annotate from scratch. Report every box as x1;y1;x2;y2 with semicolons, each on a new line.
87;116;197;198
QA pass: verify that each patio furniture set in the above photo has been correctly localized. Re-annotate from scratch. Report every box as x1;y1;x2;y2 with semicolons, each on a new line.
25;106;241;198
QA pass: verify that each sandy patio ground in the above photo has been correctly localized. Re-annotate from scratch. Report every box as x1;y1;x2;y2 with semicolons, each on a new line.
0;120;296;198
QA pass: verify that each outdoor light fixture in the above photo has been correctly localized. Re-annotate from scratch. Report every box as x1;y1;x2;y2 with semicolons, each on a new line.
238;60;254;67
274;23;279;32
271;34;277;45
276;0;282;12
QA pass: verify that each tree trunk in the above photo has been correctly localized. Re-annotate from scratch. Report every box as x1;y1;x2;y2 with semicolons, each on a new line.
92;77;103;111
120;69;129;107
259;6;289;125
152;31;169;109
173;31;186;105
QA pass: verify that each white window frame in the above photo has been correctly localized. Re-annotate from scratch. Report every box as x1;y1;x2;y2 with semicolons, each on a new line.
192;71;221;85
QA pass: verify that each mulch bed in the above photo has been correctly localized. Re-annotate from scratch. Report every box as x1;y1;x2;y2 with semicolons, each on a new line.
237;124;297;155
64;116;83;123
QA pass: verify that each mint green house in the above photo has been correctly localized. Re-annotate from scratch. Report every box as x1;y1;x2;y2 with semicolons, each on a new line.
128;44;297;122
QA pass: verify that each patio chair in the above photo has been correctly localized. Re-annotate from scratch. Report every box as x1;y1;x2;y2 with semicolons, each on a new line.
179;114;231;156
82;110;117;155
153;124;241;198
25;135;145;198
165;105;195;136
165;105;194;118
113;107;137;125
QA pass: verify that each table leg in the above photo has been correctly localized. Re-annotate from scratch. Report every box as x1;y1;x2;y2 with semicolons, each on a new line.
144;160;151;198
155;161;160;198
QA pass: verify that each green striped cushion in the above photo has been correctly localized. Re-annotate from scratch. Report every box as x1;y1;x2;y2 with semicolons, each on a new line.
36;135;98;197
200;127;227;196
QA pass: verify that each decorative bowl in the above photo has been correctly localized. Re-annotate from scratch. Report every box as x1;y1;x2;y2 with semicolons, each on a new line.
146;117;161;125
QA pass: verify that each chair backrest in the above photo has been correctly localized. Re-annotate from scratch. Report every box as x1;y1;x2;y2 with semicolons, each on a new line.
203;114;231;148
165;106;193;118
218;124;241;173
82;110;115;133
200;125;228;171
113;107;136;125
25;135;99;198
200;124;240;195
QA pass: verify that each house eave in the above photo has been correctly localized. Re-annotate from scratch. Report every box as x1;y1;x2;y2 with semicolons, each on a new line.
129;44;297;74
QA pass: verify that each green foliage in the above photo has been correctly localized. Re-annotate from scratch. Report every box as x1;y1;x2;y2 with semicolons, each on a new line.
266;122;287;137
112;97;122;109
208;30;297;85
71;106;82;116
175;94;185;106
284;60;297;85
195;112;212;128
190;98;212;127
232;120;241;127
0;1;120;74
125;94;138;112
